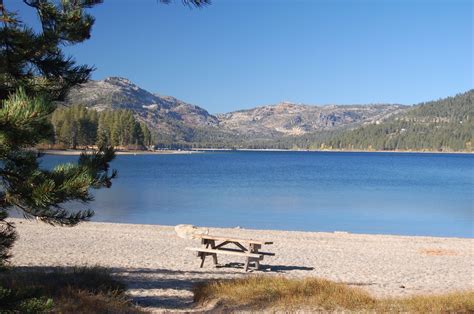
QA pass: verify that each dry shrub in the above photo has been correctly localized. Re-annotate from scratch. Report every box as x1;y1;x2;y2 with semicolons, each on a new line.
194;276;376;311
380;291;474;313
0;267;143;313
55;287;142;314
194;276;474;313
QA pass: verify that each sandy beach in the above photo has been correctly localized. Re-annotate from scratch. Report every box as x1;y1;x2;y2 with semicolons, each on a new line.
8;218;473;312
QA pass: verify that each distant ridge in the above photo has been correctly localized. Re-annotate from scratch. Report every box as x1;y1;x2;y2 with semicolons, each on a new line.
63;77;472;151
217;102;405;137
64;77;407;143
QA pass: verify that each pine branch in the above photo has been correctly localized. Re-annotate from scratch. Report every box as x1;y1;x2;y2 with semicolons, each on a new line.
14;202;94;226
0;211;17;266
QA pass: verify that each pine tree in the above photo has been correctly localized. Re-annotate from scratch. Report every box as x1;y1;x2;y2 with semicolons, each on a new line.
0;0;209;265
0;0;114;266
96;127;109;148
141;122;153;147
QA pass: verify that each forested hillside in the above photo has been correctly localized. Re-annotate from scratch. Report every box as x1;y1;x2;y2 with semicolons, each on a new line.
311;90;473;152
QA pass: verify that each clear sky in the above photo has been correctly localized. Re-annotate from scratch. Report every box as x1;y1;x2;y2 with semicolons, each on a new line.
7;0;474;113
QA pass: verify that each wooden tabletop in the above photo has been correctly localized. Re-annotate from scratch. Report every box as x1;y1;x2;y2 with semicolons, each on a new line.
195;234;273;245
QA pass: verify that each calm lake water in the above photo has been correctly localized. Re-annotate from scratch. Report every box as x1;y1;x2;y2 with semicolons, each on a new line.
40;151;473;238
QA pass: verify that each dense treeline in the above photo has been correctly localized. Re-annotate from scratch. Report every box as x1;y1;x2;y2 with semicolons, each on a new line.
311;120;472;151
51;105;153;149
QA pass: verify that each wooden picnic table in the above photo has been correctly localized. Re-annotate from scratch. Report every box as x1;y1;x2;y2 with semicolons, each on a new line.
186;234;274;271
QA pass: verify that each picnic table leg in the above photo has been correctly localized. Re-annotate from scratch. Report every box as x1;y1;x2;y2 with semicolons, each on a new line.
199;239;218;268
209;240;218;266
244;257;250;271
250;244;262;270
199;239;209;268
254;259;260;270
199;252;206;268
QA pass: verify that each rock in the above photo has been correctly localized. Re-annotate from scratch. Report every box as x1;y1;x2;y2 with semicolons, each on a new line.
174;224;209;239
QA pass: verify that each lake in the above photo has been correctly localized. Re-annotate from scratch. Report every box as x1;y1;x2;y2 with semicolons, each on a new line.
40;151;473;238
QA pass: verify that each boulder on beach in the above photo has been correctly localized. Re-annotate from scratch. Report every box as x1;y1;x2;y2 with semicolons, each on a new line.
174;224;209;239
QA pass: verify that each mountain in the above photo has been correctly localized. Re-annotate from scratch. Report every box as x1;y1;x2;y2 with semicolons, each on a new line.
217;102;405;137
64;77;407;144
64;77;218;142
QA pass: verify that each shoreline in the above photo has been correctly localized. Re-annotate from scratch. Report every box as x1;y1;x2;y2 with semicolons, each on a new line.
8;218;474;312
40;148;473;156
9;216;473;240
80;219;474;240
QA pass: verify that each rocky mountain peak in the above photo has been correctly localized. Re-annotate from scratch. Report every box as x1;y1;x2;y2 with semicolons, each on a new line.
104;76;133;85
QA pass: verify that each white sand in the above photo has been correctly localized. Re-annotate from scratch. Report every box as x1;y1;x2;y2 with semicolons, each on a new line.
8;219;474;312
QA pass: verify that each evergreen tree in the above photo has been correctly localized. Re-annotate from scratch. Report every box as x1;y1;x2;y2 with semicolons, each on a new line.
51;105;152;148
140;122;153;147
0;0;115;266
0;0;209;265
96;127;109;148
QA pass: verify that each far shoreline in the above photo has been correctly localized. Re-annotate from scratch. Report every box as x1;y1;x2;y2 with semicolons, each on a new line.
195;148;474;155
40;148;473;156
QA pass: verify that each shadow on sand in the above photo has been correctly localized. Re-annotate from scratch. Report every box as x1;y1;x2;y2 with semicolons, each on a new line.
216;262;314;272
10;264;314;310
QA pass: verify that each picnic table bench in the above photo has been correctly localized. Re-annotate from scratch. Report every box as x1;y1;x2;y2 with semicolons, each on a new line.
186;234;274;271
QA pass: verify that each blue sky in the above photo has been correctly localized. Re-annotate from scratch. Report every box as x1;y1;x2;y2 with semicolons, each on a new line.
7;0;473;113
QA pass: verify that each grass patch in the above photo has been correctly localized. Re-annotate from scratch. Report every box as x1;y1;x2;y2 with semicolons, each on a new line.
193;276;474;312
380;292;474;313
0;267;143;313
